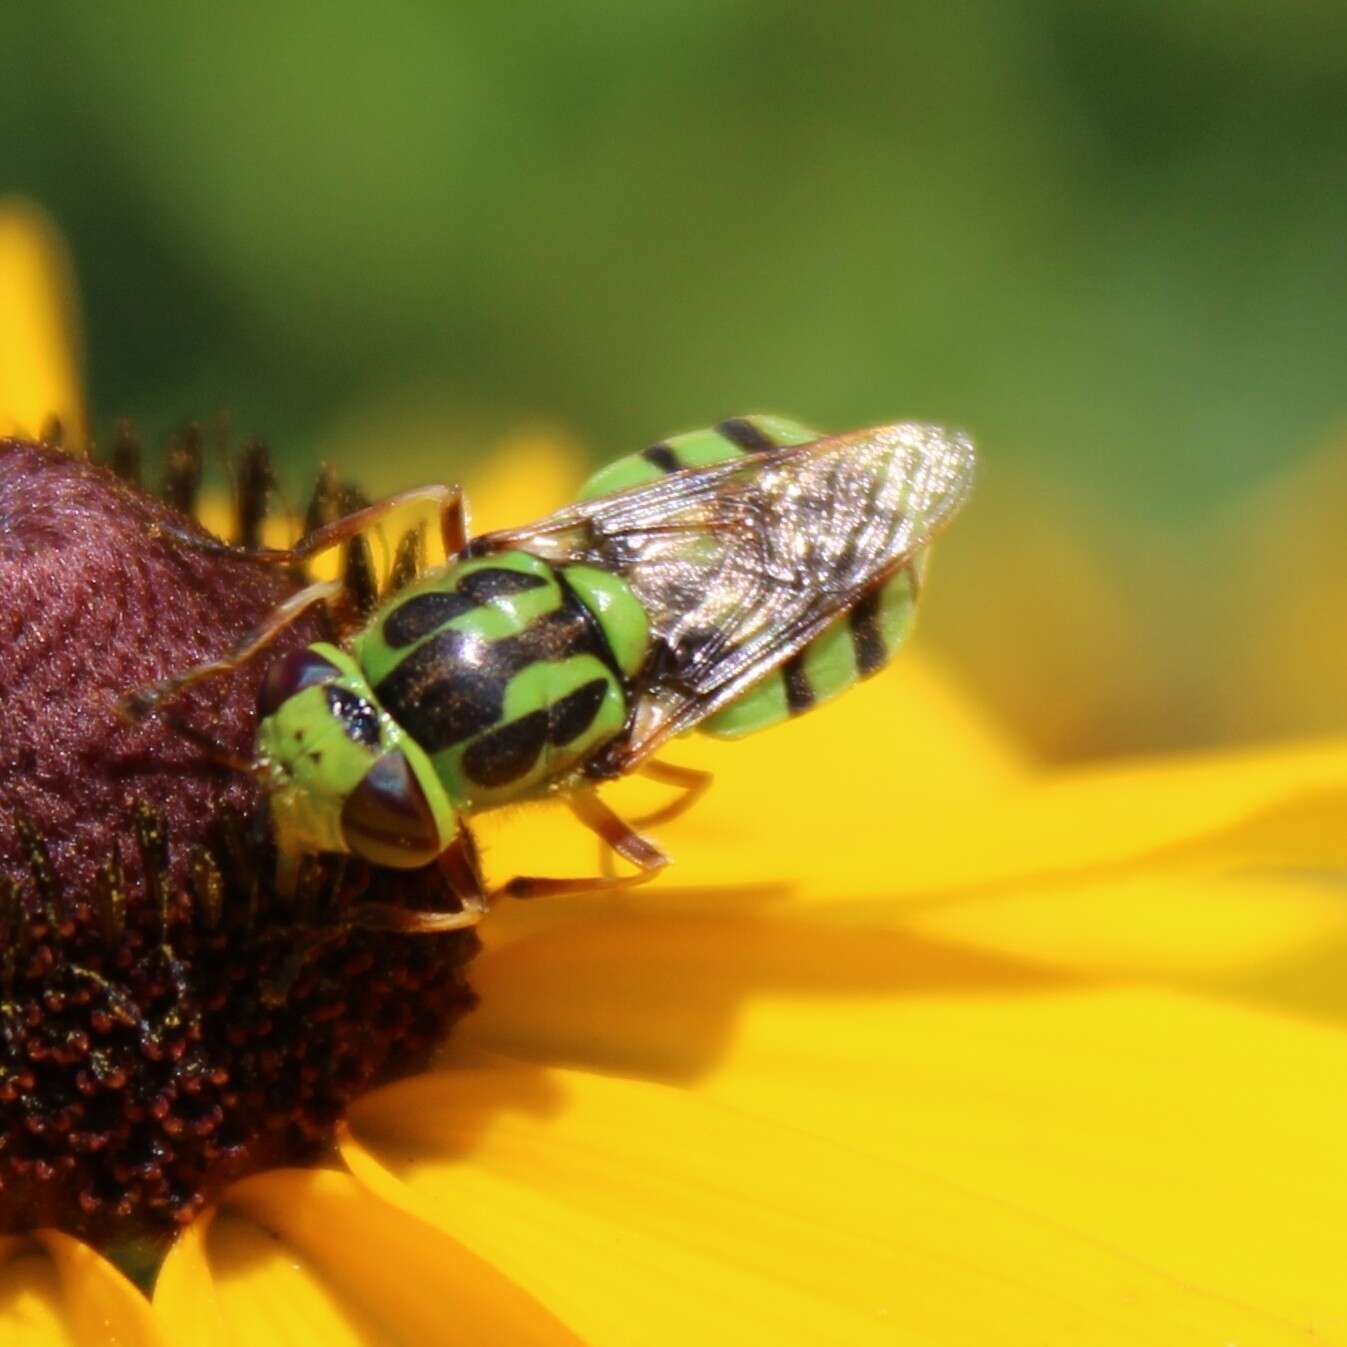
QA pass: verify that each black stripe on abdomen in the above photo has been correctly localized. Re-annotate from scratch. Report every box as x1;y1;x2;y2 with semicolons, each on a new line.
782;651;815;714
850;587;887;676
717;417;775;451
641;443;681;473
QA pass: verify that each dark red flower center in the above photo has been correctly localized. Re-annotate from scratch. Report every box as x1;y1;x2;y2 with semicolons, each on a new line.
0;439;476;1250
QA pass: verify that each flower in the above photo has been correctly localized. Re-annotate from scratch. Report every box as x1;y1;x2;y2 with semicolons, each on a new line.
0;384;478;1259
0;202;84;451
3;200;1347;1345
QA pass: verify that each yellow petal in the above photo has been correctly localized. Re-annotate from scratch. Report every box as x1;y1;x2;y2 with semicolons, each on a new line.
463;428;586;535
875;739;1347;990
0;200;85;449
0;1231;165;1347
344;1048;1329;1345
919;474;1156;761
471;646;1032;944
461;861;1347;1078
693;985;1347;1340
905;870;1347;989
152;1167;579;1347
802;730;1347;897
1219;433;1347;745
460;901;1075;1079
474;718;1346;980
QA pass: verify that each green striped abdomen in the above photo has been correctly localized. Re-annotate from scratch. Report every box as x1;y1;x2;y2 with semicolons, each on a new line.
580;414;926;741
700;560;922;738
353;550;648;811
578;414;819;498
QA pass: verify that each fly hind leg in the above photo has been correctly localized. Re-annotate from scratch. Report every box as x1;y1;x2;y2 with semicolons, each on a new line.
629;760;713;829
322;794;668;935
596;760;711;876
498;791;670;904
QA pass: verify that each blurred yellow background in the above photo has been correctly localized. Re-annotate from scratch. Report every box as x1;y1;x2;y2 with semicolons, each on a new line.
4;3;1345;761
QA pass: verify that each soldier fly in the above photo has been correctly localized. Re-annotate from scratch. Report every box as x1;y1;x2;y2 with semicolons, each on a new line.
123;416;975;932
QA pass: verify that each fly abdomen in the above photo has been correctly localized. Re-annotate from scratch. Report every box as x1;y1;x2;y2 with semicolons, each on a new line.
699;560;923;739
576;413;929;740
577;414;819;500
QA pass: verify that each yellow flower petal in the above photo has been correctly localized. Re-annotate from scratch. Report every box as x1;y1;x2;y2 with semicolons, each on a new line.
447;847;1347;1341
152;1168;579;1346
473;709;1345;980
470;647;1032;942
0;200;85;448
344;1048;1328;1345
460;864;1347;1080
906;870;1347;987
466;736;1347;1095
796;731;1347;898
919;474;1156;761
0;1231;164;1347
692;986;1347;1340
1219;434;1347;745
871;740;1347;989
457;890;1347;1330
459;901;1072;1079
462;428;586;535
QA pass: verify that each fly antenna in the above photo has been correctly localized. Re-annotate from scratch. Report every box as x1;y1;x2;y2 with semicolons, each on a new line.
115;690;264;782
159;712;263;780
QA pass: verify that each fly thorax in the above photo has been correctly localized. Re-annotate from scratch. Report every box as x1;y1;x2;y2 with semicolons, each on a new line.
359;551;650;812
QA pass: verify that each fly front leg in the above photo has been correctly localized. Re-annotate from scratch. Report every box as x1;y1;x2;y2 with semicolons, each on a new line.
152;483;469;566
495;790;670;904
351;832;489;935
119;578;342;723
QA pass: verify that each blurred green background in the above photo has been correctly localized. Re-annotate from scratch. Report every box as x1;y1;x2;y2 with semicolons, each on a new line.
5;2;1346;760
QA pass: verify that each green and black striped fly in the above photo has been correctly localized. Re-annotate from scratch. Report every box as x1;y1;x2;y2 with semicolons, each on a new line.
125;415;975;929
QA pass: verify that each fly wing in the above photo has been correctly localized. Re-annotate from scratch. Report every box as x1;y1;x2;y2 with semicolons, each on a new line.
478;422;975;768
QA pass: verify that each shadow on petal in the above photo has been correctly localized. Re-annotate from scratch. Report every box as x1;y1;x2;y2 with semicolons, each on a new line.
153;1168;580;1347
344;1048;1330;1347
459;907;1082;1081
0;1230;165;1347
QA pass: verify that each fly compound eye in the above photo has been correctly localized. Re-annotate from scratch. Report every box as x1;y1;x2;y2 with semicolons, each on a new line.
257;647;343;716
325;684;382;749
341;751;447;867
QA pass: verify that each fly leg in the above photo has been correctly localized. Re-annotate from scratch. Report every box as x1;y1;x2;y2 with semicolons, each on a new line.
268;842;488;994
500;791;670;904
119;578;343;723
596;760;712;876
352;831;489;935
629;760;714;828
152;483;468;566
125;483;468;720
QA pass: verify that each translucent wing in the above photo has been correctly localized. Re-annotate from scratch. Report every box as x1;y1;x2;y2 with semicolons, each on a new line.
477;422;975;770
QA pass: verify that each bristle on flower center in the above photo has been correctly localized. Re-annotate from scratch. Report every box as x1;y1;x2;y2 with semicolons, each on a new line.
0;801;475;1242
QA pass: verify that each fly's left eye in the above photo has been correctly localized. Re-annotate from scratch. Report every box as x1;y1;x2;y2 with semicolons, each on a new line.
257;647;342;716
325;685;382;749
341;751;447;867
